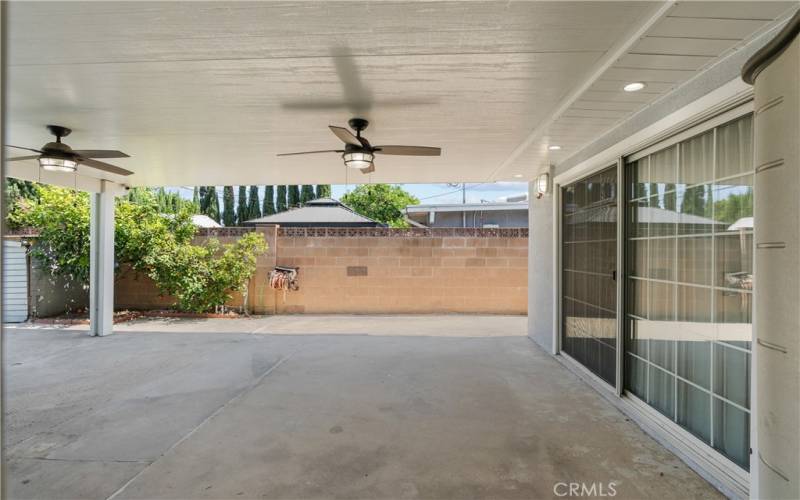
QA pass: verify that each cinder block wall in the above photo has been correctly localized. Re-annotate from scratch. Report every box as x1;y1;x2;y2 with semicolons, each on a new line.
271;227;527;314
115;226;527;315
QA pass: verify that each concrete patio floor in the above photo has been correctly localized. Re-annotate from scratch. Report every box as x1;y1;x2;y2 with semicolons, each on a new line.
4;315;721;500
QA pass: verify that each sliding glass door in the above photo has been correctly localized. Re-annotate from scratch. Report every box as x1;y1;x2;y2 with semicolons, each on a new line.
624;114;754;470
561;166;618;386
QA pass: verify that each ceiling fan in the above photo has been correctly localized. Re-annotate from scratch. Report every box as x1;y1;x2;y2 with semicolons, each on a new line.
6;125;133;176
277;118;441;174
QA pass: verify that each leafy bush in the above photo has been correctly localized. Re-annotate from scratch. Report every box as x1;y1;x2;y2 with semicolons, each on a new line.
10;184;268;313
145;232;267;313
9;186;92;283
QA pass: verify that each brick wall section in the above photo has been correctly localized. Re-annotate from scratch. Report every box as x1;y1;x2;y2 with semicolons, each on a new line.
272;227;527;314
114;227;527;315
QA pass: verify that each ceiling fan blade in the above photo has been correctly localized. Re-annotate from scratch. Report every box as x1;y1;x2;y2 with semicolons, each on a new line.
374;145;441;156
282;100;371;111
360;165;375;174
6;155;40;162
73;149;130;159
277;149;344;157
329;126;363;147
331;45;373;115
6;145;44;154
79;158;133;176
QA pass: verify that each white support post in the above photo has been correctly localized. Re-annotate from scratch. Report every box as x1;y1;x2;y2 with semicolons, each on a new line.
747;24;800;499
89;180;116;336
527;168;556;353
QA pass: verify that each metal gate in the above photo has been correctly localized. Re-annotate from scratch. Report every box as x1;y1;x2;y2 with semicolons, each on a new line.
3;239;29;323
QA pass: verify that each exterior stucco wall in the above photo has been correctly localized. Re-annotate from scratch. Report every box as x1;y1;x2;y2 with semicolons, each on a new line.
527;175;555;352
411;210;529;228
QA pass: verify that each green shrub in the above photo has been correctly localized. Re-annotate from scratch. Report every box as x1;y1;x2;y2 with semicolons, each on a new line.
145;232;267;313
10;184;268;313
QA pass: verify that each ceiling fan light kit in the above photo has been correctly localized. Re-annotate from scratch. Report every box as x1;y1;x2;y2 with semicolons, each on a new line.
7;124;133;176
39;156;78;172
277;117;441;174
343;151;374;169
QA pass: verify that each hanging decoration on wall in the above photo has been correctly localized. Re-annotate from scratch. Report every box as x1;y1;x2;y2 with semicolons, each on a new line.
269;266;299;300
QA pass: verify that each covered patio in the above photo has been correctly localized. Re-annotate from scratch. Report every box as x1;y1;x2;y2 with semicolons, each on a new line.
5;316;719;499
4;1;800;498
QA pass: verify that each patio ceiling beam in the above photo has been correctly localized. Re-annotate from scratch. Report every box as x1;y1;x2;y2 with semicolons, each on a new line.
489;0;676;180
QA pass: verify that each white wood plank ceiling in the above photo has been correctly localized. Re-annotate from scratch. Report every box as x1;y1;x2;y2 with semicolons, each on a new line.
5;1;797;186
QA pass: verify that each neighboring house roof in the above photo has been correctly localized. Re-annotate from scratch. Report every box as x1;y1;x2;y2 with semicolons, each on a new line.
406;202;528;214
191;214;222;228
728;217;753;231
245;198;384;227
566;205;727;225
162;213;222;228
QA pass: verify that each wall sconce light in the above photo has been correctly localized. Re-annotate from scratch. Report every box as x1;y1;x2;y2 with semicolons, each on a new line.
535;172;550;199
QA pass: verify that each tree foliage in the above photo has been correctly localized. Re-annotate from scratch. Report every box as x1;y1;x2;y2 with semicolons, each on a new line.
247;185;261;220
341;184;419;227
276;185;288;212
5;179;39;228
714;189;753;224
288;185;300;208
145;231;267;313
201;187;220;222
300;185;315;204
236;186;247;224
9;186;92;283
680;184;711;218
126;187;196;214
10;185;268;312
315;184;331;198
263;185;276;215
222;186;236;226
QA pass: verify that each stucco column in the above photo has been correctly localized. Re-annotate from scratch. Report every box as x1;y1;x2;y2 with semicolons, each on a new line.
89;180;116;336
743;12;800;499
527;167;555;353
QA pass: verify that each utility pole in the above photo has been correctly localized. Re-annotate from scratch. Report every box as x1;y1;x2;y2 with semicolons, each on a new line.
448;182;468;227
461;184;466;227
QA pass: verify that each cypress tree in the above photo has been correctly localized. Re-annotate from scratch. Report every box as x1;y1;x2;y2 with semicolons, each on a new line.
276;186;288;212
236;186;248;224
247;185;261;219
300;185;315;204
203;187;220;222
288;185;300;207
222;186;236;226
211;188;221;222
315;184;331;198
649;183;660;208
198;186;208;212
263;185;276;215
192;186;200;207
663;183;676;212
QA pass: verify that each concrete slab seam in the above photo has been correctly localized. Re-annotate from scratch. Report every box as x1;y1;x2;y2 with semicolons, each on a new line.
104;352;296;500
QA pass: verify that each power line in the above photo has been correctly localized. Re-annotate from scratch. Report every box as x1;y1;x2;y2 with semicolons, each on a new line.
418;183;490;201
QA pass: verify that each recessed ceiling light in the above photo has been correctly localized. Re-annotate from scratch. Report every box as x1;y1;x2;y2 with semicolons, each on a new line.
624;82;646;92
548;145;561;151
513;174;524;178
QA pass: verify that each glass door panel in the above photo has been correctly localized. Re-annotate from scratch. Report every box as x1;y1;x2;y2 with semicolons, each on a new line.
562;166;618;386
624;113;754;470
